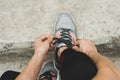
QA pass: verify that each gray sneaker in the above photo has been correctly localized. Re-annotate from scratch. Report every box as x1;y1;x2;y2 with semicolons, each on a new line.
54;13;77;48
54;13;77;71
39;61;61;80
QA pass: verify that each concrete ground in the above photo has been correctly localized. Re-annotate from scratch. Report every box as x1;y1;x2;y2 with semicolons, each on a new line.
0;0;120;75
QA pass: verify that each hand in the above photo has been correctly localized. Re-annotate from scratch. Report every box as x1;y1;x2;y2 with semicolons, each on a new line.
34;34;53;56
73;39;98;57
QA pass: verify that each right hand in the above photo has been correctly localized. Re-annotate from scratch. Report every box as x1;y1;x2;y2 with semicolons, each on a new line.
73;39;98;57
34;34;53;56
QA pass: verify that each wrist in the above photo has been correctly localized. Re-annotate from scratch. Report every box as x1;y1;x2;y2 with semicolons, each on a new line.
34;49;47;61
86;51;98;57
88;52;102;63
34;48;48;55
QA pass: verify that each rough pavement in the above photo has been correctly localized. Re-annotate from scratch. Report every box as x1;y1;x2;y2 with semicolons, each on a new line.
0;0;120;75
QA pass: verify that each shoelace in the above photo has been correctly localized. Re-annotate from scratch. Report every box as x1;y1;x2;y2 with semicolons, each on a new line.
54;28;73;48
59;28;72;41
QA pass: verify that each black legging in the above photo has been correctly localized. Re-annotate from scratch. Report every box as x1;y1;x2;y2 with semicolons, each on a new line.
0;49;97;80
59;48;97;80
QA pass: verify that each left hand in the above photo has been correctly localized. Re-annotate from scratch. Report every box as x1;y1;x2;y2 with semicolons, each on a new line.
73;39;98;58
34;34;53;56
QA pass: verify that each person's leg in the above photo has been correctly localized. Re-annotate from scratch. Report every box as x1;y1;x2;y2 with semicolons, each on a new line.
0;70;20;80
54;13;97;80
57;47;97;80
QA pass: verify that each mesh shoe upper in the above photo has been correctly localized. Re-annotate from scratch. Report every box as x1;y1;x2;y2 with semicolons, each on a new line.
55;13;77;48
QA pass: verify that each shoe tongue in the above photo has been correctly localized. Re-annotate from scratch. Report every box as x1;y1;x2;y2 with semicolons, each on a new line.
57;40;73;48
57;42;66;48
54;37;73;48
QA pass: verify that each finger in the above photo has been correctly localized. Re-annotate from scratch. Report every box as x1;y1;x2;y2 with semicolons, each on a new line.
48;35;54;41
38;34;53;42
45;35;54;44
72;46;79;51
72;46;82;52
50;40;56;47
74;39;81;46
40;34;51;41
35;34;48;42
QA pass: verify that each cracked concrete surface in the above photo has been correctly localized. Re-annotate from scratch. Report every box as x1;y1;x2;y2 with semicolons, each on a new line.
0;0;120;75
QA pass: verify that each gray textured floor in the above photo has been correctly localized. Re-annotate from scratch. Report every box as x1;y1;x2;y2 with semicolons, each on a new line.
0;0;120;75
